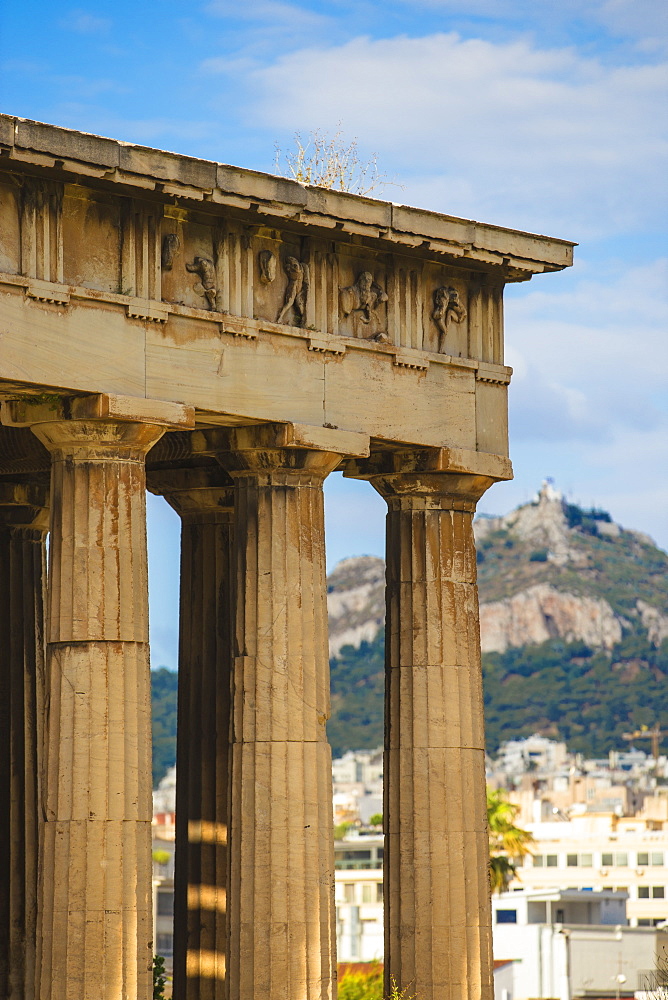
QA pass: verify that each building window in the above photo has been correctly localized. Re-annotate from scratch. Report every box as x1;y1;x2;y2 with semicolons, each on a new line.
546;855;558;867
362;884;373;904
652;887;665;899
556;909;565;923
376;883;384;903
157;892;174;916
344;883;355;903
496;910;517;924
533;855;544;867
639;852;665;866
602;852;628;867
156;933;173;956
567;854;578;867
639;886;650;899
581;853;593;867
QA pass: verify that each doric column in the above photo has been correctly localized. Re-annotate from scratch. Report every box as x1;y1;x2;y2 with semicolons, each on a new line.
348;454;497;1000
216;425;347;1000
0;481;48;1000
148;465;235;1000
2;394;193;1000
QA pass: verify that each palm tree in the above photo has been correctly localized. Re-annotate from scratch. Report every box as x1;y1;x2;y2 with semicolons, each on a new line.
487;788;534;893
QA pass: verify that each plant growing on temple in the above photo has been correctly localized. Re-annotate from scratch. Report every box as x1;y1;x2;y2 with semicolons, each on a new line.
487;787;534;893
153;955;167;1000
274;127;397;197
387;978;417;1000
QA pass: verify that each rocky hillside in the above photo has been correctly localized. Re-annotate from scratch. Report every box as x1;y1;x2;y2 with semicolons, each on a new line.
326;485;668;757
327;556;385;658
327;483;668;659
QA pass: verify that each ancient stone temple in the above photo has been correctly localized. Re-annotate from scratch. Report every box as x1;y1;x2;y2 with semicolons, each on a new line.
0;115;573;1000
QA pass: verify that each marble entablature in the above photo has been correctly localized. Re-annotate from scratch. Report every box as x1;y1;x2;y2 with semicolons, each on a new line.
0;114;573;465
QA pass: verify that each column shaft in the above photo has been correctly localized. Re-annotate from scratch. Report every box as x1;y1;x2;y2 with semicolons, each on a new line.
223;456;339;1000
0;485;48;1000
375;473;494;1000
158;476;234;1000
32;421;165;1000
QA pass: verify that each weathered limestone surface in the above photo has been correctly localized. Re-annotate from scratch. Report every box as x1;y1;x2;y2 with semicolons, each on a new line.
0;483;48;1000
347;460;494;1000
1;396;191;1000
219;432;340;1000
151;467;235;1000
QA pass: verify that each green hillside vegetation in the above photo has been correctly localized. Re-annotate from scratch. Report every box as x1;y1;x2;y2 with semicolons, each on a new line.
151;668;178;787
327;633;668;759
329;633;385;758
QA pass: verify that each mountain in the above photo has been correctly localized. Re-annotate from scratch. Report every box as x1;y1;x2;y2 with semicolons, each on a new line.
326;484;668;758
150;486;668;779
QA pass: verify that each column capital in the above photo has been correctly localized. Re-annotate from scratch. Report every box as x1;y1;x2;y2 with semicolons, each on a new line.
2;392;195;430
211;423;360;480
147;466;235;521
342;446;511;510
2;393;195;459
0;480;49;531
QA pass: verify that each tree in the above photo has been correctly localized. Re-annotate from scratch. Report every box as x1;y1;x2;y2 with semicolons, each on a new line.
487;787;534;893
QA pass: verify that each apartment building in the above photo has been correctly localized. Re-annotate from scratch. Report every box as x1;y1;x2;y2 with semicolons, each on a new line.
513;810;668;927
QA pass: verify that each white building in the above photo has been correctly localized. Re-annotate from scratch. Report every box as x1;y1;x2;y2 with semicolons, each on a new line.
334;835;384;963
513;809;668;928
332;749;384;824
492;888;665;999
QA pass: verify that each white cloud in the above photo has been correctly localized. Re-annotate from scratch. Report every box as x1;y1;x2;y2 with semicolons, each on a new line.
506;257;668;440
491;256;668;549
244;32;667;238
205;0;329;28
60;10;111;35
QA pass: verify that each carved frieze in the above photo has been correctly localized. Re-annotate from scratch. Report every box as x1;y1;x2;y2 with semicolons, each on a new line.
186;256;217;310
161;234;180;271
340;271;388;341
432;285;467;350
276;256;309;326
258;249;276;284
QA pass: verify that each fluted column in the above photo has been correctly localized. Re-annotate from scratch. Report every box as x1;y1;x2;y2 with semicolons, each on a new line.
218;434;341;1000
368;467;495;1000
1;394;193;1000
150;467;235;999
0;482;48;1000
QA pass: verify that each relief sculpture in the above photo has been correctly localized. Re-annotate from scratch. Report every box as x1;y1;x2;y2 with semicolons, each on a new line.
161;233;180;271
432;285;467;350
186;255;217;310
276;256;309;326
339;271;389;342
258;249;277;284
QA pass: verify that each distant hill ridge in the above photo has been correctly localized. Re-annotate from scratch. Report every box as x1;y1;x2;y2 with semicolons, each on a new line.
151;487;668;781
325;485;668;758
326;483;668;659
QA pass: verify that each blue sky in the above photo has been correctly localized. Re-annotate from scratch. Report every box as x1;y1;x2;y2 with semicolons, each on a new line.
2;0;666;667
